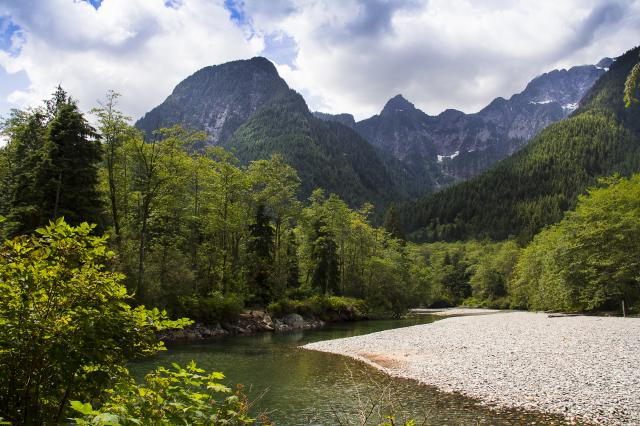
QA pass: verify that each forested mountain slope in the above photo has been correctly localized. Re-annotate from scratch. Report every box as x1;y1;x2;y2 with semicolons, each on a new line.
136;57;407;210
397;47;640;243
224;91;403;208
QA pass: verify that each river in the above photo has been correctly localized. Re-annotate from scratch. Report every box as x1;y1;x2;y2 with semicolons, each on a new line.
131;315;569;425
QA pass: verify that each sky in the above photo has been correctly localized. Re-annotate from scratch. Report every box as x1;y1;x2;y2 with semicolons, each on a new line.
0;0;639;122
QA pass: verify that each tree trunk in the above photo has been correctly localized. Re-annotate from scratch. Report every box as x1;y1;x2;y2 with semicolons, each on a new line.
137;202;149;302
107;143;120;239
53;171;62;219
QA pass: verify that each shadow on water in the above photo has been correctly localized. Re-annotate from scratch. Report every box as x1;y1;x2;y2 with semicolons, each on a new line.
130;315;573;425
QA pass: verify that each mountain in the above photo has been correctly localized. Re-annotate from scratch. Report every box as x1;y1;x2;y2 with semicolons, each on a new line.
312;111;356;128
395;48;640;243
136;57;403;210
224;91;401;208
136;57;290;144
348;60;610;183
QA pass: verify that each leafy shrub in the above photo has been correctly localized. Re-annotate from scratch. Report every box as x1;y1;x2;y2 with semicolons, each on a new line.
0;219;190;424
510;174;640;312
71;361;263;425
461;296;510;310
175;292;244;324
267;295;367;320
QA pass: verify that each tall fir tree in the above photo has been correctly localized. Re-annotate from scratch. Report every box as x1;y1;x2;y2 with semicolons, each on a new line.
285;231;300;289
1;87;103;235
310;218;340;295
40;88;103;226
247;205;275;303
2;109;48;235
383;203;405;240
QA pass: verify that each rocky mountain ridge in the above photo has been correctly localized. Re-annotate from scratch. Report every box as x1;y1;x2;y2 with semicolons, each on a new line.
136;55;614;210
316;59;611;182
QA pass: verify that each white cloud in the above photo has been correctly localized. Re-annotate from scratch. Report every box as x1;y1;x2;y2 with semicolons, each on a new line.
0;0;639;122
0;0;263;119
242;0;640;119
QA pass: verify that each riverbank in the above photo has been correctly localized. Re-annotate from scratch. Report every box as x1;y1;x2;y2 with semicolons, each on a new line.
303;311;640;425
409;307;503;316
158;311;325;341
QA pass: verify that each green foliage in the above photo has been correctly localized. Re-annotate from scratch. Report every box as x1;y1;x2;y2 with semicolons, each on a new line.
309;216;340;295
71;361;259;425
175;292;244;324
0;219;190;424
267;295;367;320
408;240;520;308
246;205;275;303
0;87;104;237
624;59;640;108
383;204;405;240
297;190;417;315
510;174;640;312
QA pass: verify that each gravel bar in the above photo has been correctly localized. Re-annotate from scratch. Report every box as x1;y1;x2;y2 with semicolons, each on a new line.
303;312;640;425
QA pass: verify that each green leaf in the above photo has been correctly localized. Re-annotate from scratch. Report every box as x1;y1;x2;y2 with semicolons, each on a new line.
70;400;97;416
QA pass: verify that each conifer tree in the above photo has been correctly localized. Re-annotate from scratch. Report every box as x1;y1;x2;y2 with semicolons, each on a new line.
285;231;300;289
247;205;275;302
39;88;103;227
383;203;405;240
2;87;103;235
310;218;340;295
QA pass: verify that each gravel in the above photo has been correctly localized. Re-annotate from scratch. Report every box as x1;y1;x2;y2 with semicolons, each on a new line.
409;307;503;316
303;312;640;425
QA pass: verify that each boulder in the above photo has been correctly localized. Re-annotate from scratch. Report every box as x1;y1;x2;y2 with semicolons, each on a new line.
284;313;305;329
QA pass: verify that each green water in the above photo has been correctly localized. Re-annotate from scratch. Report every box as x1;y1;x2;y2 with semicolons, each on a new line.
131;316;569;425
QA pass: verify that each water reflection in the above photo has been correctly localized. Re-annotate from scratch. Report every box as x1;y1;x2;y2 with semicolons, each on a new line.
131;316;570;425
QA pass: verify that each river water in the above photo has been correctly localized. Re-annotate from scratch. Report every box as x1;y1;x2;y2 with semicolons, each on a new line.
131;315;569;425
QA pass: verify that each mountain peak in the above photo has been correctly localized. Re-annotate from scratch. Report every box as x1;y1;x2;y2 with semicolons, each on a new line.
381;94;415;114
313;111;356;128
189;56;279;85
136;56;290;145
596;57;614;69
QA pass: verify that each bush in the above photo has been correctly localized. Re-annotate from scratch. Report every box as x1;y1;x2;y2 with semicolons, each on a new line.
461;296;510;310
175;292;244;324
71;361;263;425
267;295;367;320
0;219;190;424
510;175;640;312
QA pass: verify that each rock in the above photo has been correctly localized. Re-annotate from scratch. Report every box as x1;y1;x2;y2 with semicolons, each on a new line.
260;314;274;331
273;319;287;332
284;313;305;329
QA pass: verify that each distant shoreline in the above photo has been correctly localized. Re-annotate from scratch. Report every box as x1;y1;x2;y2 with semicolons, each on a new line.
304;311;640;425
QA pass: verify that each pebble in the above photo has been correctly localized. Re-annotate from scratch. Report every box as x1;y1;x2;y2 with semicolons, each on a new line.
303;311;640;425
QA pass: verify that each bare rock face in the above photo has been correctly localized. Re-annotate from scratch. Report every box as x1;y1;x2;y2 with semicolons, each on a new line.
349;60;610;183
136;57;290;145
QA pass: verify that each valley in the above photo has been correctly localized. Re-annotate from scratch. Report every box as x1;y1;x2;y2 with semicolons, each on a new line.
0;3;639;423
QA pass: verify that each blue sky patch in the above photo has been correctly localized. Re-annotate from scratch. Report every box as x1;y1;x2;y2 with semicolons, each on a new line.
261;32;298;67
81;0;103;10
0;15;21;54
224;0;246;26
164;0;182;9
0;67;30;119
